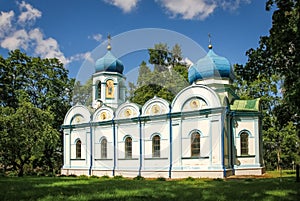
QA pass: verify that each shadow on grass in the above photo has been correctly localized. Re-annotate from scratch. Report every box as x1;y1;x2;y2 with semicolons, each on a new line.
0;176;299;201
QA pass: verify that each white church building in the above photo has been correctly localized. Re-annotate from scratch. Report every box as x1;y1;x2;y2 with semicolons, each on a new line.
61;40;265;178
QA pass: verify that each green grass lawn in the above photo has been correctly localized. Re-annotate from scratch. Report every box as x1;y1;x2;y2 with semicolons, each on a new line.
0;171;299;201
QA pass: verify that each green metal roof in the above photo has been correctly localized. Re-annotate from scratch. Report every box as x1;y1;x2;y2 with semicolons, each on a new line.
230;98;260;111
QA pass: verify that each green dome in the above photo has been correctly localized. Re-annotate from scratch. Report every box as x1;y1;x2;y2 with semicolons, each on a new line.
95;51;124;74
188;49;234;83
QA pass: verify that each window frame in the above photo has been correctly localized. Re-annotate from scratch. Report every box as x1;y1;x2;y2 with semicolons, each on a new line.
152;135;161;158
101;138;107;159
76;139;82;159
240;132;249;155
125;136;132;159
191;132;200;157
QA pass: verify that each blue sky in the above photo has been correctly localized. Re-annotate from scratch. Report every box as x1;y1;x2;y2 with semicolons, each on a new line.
0;0;273;80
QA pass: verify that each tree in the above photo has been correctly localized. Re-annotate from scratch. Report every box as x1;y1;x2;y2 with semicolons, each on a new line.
72;78;93;107
0;50;73;175
129;44;189;105
0;92;59;176
233;0;300;169
265;0;300;127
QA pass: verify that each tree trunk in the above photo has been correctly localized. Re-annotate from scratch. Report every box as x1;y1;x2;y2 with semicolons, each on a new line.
277;148;281;171
18;166;24;177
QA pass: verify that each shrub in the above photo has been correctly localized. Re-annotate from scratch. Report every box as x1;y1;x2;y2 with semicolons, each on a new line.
79;175;89;179
133;175;145;180
185;176;195;181
101;175;110;179
68;174;77;177
90;175;100;179
114;175;124;180
156;177;166;181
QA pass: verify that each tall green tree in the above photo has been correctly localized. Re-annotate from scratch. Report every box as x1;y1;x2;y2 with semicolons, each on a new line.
234;0;300;169
72;78;93;107
265;0;300;127
0;92;59;176
129;44;189;105
0;50;73;175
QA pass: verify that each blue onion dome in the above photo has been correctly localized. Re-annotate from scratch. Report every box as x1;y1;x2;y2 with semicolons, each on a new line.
95;35;124;74
188;45;234;84
95;51;124;74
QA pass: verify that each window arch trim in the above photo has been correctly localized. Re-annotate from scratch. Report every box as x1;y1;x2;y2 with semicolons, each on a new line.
237;129;253;138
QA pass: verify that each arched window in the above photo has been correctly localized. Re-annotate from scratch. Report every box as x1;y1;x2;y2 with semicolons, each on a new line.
101;138;107;159
191;132;200;157
76;140;81;159
97;82;101;99
125;137;132;159
240;132;249;155
152;135;160;158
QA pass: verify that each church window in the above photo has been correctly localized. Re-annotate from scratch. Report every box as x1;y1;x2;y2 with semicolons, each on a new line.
76;140;81;159
191;132;200;157
97;82;101;99
101;138;107;159
240;132;249;155
125;136;132;159
152;135;160;157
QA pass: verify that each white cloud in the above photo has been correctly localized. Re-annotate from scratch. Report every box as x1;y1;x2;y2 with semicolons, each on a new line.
220;0;251;11
156;0;217;20
29;28;69;64
69;52;94;63
0;2;70;65
156;0;251;20
18;1;42;24
88;33;103;42
0;11;15;38
1;29;29;50
103;0;139;13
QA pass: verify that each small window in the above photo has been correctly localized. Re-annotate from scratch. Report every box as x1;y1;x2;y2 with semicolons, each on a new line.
152;135;160;158
191;132;200;157
240;132;249;155
101;138;107;159
125;137;132;159
97;82;101;99
76;140;81;159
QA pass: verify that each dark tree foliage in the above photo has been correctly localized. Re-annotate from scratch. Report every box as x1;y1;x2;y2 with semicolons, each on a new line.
234;0;300;170
129;44;189;105
0;50;74;175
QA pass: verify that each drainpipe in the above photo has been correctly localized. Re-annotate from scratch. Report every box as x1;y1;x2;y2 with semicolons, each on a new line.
221;107;226;178
138;113;142;176
89;119;93;176
230;111;236;175
168;105;173;179
112;119;116;176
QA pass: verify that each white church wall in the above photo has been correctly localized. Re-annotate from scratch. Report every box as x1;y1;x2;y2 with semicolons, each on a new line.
93;125;114;160
116;122;140;174
210;115;223;169
170;118;182;170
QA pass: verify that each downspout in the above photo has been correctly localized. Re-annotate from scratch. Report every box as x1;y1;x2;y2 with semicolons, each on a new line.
138;112;142;176
230;111;236;175
112;119;116;176
221;107;226;178
89;119;93;176
168;105;173;179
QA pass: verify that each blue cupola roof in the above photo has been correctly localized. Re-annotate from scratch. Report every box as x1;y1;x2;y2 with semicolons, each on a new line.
188;47;234;84
95;51;124;74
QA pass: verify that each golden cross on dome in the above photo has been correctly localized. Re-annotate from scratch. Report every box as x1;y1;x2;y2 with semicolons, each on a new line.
208;33;213;49
107;34;112;51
